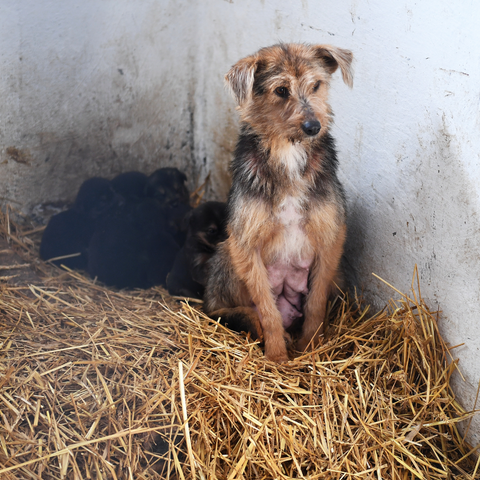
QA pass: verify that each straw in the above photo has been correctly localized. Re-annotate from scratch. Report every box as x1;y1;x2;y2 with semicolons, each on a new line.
0;206;479;479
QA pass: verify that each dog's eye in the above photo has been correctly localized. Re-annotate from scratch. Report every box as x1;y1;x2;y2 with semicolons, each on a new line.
275;86;289;98
313;80;321;92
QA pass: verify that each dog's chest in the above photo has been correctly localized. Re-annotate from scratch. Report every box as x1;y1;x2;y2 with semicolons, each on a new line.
274;195;313;266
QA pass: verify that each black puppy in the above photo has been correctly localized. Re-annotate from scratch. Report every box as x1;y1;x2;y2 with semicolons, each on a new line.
145;167;192;245
111;171;148;201
88;198;179;289
167;201;227;298
166;203;193;246
74;177;122;219
40;177;120;269
144;167;190;207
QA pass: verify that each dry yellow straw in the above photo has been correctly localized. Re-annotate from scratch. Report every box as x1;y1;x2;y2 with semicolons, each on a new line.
179;361;196;478
0;206;479;479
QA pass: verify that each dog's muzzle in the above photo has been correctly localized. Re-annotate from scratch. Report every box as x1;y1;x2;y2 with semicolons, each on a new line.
301;120;321;136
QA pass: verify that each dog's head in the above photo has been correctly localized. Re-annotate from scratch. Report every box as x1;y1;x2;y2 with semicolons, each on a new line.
225;43;353;146
186;201;228;249
111;171;147;201
74;177;122;219
144;167;190;207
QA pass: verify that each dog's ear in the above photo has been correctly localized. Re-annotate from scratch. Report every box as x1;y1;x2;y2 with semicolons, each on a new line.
314;45;353;88
225;54;259;105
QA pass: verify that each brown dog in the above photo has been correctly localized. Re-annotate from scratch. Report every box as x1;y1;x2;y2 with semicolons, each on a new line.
203;43;353;363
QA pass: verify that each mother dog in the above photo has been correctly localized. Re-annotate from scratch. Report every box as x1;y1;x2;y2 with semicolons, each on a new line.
204;43;353;363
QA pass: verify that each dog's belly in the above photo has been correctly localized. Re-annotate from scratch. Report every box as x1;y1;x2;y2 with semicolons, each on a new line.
266;195;313;328
267;260;310;328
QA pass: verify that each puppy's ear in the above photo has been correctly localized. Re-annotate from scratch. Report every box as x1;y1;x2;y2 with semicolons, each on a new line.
225;54;259;105
314;45;353;88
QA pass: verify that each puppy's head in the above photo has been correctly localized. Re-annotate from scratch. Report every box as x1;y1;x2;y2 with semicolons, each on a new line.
74;177;121;219
111;171;147;201
145;168;189;207
187;201;228;248
225;43;353;146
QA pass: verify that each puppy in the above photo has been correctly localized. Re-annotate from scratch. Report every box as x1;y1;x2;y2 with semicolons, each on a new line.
203;43;353;362
74;177;122;219
167;201;227;298
145;167;192;245
165;203;193;247
39;210;95;269
111;171;148;201
87;198;179;289
144;167;190;207
40;177;120;269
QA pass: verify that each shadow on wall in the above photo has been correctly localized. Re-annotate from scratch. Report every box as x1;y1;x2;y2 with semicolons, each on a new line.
342;199;368;297
342;110;480;307
0;1;200;216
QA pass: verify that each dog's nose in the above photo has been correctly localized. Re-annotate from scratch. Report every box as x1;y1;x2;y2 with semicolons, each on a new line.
301;120;321;136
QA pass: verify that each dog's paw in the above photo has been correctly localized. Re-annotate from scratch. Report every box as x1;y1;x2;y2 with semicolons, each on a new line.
265;340;290;363
266;351;290;364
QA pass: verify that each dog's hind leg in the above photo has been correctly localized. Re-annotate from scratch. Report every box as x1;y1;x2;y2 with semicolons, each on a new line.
210;307;263;340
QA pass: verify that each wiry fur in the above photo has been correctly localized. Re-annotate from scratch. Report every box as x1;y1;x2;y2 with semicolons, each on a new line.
204;43;353;363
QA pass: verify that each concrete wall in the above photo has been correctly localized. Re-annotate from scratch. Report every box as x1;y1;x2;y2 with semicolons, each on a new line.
1;0;479;444
0;0;199;216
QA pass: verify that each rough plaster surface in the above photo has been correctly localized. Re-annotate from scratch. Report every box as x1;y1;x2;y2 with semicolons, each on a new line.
0;0;199;215
1;0;479;443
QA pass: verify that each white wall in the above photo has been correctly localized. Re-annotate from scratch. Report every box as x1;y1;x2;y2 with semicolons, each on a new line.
1;0;479;444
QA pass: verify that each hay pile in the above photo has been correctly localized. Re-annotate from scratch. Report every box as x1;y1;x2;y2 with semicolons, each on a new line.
0;209;479;479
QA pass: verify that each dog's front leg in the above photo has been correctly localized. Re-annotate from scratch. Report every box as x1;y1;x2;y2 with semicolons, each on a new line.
228;238;289;363
296;257;330;352
297;223;346;352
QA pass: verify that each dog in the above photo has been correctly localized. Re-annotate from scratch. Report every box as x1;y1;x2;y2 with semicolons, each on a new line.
144;167;192;245
144;167;190;207
111;171;148;201
40;177;121;269
87;198;179;289
203;43;353;363
167;201;227;298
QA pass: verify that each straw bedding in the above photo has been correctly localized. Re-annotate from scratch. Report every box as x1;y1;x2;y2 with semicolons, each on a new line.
0;207;479;479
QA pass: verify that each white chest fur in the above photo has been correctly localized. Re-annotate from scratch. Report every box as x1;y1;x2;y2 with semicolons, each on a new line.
277;143;307;180
275;195;313;267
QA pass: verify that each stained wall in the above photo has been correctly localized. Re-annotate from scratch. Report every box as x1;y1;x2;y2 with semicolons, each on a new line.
0;0;199;216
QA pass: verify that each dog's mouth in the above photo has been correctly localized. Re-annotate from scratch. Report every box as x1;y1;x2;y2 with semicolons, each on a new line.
289;132;305;144
289;133;318;145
